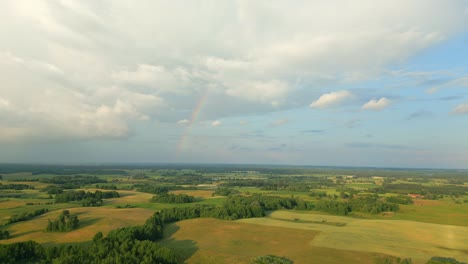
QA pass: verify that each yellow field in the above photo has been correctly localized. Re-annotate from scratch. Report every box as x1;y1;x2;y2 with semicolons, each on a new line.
160;218;394;264
0;207;154;244
238;211;468;264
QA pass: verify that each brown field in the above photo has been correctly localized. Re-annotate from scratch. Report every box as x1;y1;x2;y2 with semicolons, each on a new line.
160;218;394;264
170;190;214;198
0;207;154;245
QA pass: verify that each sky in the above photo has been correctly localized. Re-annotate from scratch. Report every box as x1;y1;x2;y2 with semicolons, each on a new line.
0;1;468;168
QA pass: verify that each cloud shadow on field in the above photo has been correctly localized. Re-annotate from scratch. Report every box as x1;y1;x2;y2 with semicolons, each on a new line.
161;224;199;263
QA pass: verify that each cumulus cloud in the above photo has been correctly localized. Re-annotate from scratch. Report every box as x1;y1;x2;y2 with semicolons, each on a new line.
0;1;466;141
452;103;468;114
310;90;353;109
362;97;391;111
211;120;221;127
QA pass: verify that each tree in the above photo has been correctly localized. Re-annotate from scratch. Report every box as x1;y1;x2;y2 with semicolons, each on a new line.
45;210;80;232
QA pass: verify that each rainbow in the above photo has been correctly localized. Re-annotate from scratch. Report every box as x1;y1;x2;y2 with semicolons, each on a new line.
176;93;208;153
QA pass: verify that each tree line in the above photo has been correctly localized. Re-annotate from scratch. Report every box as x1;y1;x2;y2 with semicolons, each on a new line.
54;190;120;206
159;194;310;222
4;208;49;226
316;195;399;215
151;193;195;203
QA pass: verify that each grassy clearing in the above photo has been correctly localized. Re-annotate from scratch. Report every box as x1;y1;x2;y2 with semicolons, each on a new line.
160;218;392;264
0;207;154;245
239;211;468;264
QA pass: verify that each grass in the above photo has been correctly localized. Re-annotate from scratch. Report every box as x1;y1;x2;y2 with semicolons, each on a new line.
238;211;468;264
160;218;393;264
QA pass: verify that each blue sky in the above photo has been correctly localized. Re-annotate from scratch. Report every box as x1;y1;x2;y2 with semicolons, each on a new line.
0;1;467;168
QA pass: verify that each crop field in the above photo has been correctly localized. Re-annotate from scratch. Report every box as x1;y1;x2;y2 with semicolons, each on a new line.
0;207;154;245
239;211;468;264
160;218;394;264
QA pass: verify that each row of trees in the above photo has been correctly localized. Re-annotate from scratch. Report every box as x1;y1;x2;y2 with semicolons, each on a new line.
54;190;120;206
45;210;79;232
134;184;173;195
316;196;399;215
39;175;106;185
213;187;240;196
159;194;310;222
0;184;34;190
4;208;48;225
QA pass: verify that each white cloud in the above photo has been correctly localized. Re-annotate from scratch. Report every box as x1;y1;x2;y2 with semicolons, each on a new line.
211;120;221;127
0;96;10;109
362;97;392;111
452;103;468;114
310;90;353;109
225;80;291;106
177;119;190;125
0;1;466;141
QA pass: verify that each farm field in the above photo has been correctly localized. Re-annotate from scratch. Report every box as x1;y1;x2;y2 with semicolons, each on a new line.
239;211;468;264
0;164;467;263
160;218;394;264
0;207;154;244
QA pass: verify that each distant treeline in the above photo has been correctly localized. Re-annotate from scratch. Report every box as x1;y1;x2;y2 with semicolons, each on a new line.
0;212;176;264
370;183;467;198
55;190;120;206
0;184;34;190
213;187;240;196
134;184;175;194
94;184;117;190
220;178;335;191
0;164;129;176
40;175;106;187
316;195;399;215
159;194;310;222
